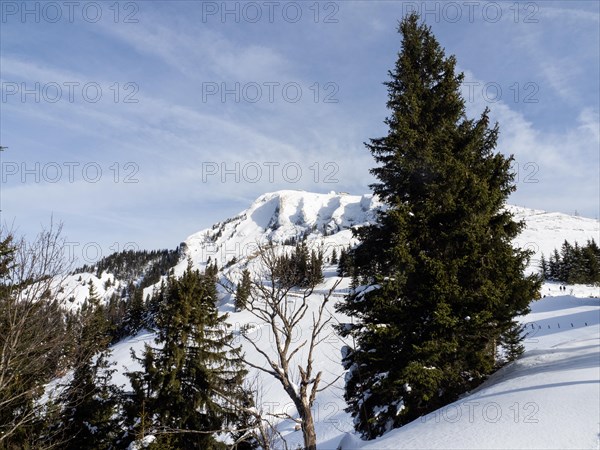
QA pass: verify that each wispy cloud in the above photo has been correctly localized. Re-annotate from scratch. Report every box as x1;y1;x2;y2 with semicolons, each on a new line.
97;18;291;82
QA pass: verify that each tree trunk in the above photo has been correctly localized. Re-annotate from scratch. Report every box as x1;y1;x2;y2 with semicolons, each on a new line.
300;408;317;450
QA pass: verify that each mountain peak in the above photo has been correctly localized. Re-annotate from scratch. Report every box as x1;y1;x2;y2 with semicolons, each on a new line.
179;190;379;273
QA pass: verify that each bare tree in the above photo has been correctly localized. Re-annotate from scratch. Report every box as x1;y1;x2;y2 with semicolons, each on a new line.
0;222;72;446
240;243;341;450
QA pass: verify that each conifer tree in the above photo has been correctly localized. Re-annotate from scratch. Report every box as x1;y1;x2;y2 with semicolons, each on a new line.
499;321;526;362
550;248;561;280
539;254;548;279
583;239;600;284
55;351;121;450
337;13;540;438
308;249;324;287
337;248;349;277
145;280;166;326
125;261;250;449
570;242;585;283
294;241;309;286
0;235;13;286
75;283;112;364
560;240;574;281
235;269;252;311
124;285;146;334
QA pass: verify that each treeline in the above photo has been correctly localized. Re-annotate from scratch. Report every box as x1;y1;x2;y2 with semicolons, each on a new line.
540;239;600;285
75;248;180;284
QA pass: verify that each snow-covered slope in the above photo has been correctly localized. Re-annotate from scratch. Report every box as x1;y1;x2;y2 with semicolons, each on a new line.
64;190;600;449
103;284;600;450
59;271;123;310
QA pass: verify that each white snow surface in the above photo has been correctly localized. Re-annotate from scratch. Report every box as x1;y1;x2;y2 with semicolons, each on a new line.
66;191;600;449
58;271;123;311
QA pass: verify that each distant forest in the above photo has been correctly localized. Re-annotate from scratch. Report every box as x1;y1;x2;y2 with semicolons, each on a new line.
540;239;600;285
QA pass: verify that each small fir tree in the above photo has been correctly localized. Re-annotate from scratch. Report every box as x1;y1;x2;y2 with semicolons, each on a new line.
125;261;250;449
235;269;252;311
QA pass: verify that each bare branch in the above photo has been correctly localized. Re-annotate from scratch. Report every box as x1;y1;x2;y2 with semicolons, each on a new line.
0;221;74;445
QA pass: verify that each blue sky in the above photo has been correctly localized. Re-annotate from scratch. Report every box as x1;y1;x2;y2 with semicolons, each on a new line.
1;0;598;262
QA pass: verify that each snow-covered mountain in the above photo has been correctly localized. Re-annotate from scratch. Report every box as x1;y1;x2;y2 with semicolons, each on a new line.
172;190;378;281
62;190;599;306
60;190;600;449
174;189;598;277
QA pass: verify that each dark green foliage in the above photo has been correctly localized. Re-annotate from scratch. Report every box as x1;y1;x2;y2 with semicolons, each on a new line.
235;269;252;311
309;248;325;287
205;260;219;280
548;248;561;280
337;247;351;277
74;248;180;283
275;241;324;288
145;280;166;326
73;284;113;364
540;254;548;279
499;321;526;362
122;286;146;334
541;239;600;285
54;352;121;450
337;14;541;439
125;261;250;449
331;248;338;265
105;294;127;340
0;235;14;282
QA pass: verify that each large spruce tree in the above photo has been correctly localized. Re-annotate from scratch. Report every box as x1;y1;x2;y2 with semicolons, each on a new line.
125;261;250;449
337;13;541;439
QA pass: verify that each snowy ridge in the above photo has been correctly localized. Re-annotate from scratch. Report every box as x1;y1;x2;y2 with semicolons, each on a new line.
164;190;379;299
